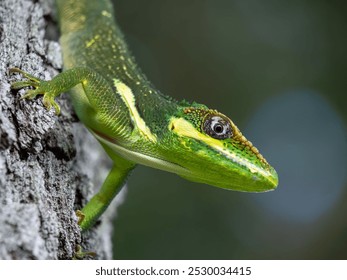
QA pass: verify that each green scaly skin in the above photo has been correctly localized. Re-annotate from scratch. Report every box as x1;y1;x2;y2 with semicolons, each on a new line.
10;0;278;231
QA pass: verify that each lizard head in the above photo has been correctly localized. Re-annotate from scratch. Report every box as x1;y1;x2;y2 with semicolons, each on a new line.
164;105;278;192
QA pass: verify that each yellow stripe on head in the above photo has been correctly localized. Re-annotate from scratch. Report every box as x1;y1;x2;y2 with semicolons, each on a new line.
168;117;270;177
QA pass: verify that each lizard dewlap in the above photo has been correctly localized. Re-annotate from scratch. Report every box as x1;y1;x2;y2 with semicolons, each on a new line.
10;0;278;231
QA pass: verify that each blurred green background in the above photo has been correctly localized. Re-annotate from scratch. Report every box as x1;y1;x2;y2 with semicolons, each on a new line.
112;0;347;259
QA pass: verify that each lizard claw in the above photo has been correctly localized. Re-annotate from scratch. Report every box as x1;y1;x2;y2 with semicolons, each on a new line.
11;80;40;90
21;89;42;100
9;68;41;83
43;93;61;115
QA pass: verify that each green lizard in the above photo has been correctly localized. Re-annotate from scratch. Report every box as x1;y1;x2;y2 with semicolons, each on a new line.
10;0;278;231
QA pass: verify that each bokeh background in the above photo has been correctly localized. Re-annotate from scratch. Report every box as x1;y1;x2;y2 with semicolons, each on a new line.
112;0;347;259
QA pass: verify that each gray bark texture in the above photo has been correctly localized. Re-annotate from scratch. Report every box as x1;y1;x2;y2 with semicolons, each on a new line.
0;0;125;259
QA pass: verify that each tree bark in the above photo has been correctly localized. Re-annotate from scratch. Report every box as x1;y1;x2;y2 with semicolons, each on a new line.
0;0;124;259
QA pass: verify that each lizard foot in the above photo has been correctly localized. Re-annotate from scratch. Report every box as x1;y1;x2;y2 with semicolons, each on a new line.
73;245;97;260
76;210;86;226
9;68;61;115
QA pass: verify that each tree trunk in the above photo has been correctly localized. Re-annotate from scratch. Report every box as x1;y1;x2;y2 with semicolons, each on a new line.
0;0;124;259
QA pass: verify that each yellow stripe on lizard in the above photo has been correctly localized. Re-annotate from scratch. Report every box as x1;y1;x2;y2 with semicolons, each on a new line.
113;78;157;143
169;117;274;182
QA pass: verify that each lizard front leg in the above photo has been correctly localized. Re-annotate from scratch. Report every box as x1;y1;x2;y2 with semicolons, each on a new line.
10;67;135;231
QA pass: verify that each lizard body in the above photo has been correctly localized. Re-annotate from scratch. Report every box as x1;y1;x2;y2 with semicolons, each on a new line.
11;0;278;230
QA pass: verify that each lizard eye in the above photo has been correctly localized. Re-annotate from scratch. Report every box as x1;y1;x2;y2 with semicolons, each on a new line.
203;115;232;139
